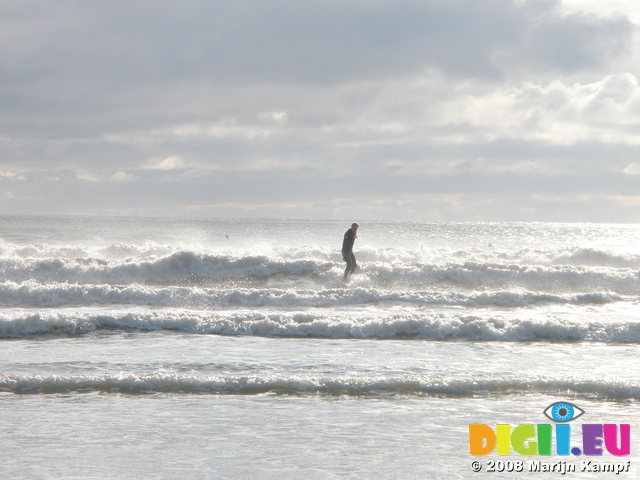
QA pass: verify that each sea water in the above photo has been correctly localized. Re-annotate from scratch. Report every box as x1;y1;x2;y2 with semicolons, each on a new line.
1;216;639;479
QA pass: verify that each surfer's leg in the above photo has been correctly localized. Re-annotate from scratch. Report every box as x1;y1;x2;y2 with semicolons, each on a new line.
349;253;357;274
343;254;351;280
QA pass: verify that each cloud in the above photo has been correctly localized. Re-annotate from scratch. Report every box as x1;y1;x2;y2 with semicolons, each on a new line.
0;170;26;180
434;74;640;144
111;171;135;182
75;170;100;182
150;156;186;171
559;0;640;23
1;0;639;221
0;1;633;105
259;111;288;123
622;163;640;175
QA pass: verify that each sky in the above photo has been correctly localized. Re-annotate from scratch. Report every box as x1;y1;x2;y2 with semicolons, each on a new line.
1;0;640;222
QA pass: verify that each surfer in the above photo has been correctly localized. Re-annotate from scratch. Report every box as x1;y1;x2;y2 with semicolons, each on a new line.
342;222;359;281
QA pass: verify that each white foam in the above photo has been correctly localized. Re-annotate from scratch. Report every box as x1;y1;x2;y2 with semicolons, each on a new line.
0;252;331;284
0;281;624;309
553;248;640;268
1;373;637;399
1;309;639;343
0;249;638;293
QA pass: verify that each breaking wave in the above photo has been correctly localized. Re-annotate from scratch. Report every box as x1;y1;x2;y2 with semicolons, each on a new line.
1;373;637;399
2;309;640;343
552;248;640;268
0;281;624;309
1;250;639;293
0;252;329;285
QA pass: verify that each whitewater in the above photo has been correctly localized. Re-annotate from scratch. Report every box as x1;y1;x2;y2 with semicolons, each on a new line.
1;216;639;479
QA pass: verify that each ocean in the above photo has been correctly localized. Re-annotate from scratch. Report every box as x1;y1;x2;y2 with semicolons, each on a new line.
1;216;638;479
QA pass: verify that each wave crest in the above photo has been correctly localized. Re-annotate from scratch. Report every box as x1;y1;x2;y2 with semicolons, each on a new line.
0;251;638;293
0;280;624;309
1;373;637;399
2;310;640;343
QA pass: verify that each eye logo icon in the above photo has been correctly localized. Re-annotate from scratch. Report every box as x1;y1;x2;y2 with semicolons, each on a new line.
543;402;584;423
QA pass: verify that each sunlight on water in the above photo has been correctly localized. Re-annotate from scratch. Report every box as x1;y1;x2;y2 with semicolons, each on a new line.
1;216;639;478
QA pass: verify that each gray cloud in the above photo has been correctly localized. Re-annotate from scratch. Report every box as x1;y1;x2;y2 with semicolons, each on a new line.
0;0;639;220
1;1;632;111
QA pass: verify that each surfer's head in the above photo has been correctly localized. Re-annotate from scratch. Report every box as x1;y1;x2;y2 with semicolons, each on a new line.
351;222;359;231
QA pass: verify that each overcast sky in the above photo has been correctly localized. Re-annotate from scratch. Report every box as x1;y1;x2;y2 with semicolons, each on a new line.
1;0;640;221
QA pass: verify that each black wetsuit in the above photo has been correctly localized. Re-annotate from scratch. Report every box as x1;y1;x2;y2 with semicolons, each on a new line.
342;228;357;280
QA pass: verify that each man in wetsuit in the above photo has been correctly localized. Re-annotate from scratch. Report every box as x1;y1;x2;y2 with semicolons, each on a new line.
342;222;359;281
